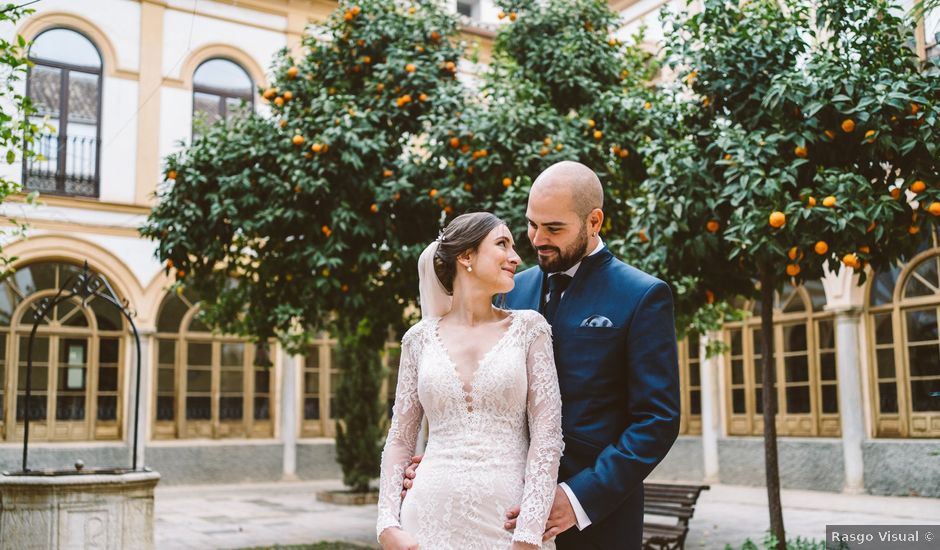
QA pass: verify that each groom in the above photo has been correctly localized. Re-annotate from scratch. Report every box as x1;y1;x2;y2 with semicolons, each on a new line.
404;161;680;549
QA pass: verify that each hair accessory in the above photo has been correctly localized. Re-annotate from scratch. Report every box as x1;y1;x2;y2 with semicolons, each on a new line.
437;229;446;242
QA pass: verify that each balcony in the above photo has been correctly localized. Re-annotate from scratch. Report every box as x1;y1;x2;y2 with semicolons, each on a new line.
24;133;99;198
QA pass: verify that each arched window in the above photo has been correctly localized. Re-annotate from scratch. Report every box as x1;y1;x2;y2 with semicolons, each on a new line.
678;333;702;435
300;334;344;438
152;290;273;440
723;281;839;437
867;227;940;437
192;58;253;133
0;262;124;441
25;28;102;197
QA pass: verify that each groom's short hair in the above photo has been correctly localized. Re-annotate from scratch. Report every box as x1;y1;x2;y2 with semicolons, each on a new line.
533;161;603;219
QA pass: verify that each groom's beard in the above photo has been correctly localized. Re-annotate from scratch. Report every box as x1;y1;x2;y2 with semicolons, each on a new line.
534;229;589;273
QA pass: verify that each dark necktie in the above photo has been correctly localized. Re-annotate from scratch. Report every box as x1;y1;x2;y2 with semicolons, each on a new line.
543;274;572;326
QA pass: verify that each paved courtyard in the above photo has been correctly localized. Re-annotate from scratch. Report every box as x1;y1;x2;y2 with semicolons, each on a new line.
155;480;940;549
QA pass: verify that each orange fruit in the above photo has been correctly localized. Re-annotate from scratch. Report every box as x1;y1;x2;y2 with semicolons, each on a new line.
376;83;385;92
814;241;829;255
841;119;855;133
167;170;177;180
321;225;332;237
865;129;875;142
638;230;649;243
449;137;460;148
842;253;859;269
702;96;710;107
929;202;940;216
593;130;603;140
539;147;549;156
867;221;877;233
824;130;835;140
503;177;512;188
343;11;353;21
509;12;517;21
806;196;817;207
419;93;428;101
263;87;277;99
705;289;715;304
274;97;284;107
430;31;441;42
311;143;323;154
166;259;174;269
321;268;330;277
497;10;505;19
794;146;808;158
460;144;470;153
556;143;564;151
282;91;293;101
890;188;901;199
429;189;438;198
644;101;652;110
177;270;185;278
911;103;920;114
444;205;454;215
341;284;349;293
618;148;628;157
292;135;305;146
769;211;786;228
909;226;921;235
445;61;456;72
279;119;288;129
723;153;732;161
287;66;299;79
788;247;802;261
786;264;801;277
706;220;720;233
823;195;837;208
383;169;393;178
911;180;926;193
586;119;596;128
543;137;552;145
859;245;870;254
405;63;416;73
293;185;301;193
408;6;416;14
370;204;378;214
463;183;473;192
608;38;618;47
362;56;372;64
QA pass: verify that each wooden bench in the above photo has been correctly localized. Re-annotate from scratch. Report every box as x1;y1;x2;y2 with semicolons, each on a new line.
642;482;710;550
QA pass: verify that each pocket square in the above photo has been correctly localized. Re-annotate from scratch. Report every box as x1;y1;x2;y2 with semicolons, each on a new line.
580;315;613;328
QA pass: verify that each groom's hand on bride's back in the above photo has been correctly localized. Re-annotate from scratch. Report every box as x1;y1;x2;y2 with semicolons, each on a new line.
400;454;423;499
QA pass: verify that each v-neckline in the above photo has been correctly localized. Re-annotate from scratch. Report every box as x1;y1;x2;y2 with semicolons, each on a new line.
431;311;517;393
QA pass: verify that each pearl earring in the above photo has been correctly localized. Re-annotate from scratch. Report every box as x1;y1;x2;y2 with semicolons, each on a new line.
467;265;472;272
593;232;598;238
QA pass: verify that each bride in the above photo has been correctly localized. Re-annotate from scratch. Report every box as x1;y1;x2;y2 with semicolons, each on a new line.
377;212;564;550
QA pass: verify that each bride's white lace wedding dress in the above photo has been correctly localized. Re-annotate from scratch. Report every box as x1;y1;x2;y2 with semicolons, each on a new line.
377;309;564;549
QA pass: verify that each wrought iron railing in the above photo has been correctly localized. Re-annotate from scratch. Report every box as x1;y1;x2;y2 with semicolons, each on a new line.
24;133;99;198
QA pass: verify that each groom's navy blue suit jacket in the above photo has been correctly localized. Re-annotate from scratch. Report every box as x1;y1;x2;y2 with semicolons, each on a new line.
505;247;680;550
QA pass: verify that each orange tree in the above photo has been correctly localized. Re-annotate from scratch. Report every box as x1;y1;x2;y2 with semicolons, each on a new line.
140;0;465;492
404;0;657;255
620;0;939;546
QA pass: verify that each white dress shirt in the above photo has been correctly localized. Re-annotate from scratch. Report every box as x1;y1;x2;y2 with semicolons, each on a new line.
547;237;604;531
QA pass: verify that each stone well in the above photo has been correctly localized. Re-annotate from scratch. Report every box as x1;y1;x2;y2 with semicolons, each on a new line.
0;470;160;549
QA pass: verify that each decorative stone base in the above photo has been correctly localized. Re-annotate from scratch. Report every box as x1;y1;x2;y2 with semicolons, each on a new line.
316;489;379;505
0;470;160;549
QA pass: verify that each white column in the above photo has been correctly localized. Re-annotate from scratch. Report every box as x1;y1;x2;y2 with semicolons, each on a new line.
281;351;298;480
130;330;152;471
699;332;721;483
834;308;865;493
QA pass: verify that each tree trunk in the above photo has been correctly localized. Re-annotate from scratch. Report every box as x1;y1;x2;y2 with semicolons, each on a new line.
759;264;786;549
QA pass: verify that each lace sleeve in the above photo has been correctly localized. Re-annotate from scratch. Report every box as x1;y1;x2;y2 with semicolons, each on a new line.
513;314;564;547
376;328;424;541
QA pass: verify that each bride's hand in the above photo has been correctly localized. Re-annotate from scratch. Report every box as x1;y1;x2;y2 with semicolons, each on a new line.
379;527;420;550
